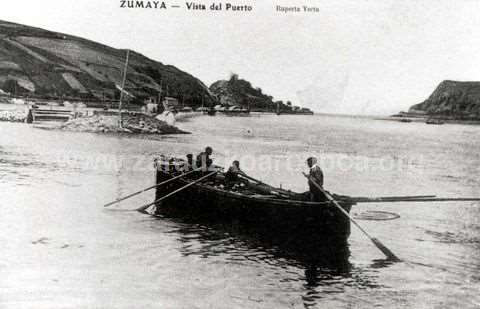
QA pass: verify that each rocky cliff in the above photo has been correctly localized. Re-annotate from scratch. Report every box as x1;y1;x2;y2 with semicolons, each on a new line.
0;20;213;107
409;80;480;119
210;74;275;110
210;74;308;112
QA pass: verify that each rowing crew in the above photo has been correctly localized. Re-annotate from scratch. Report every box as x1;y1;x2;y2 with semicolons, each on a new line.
180;146;214;171
158;146;215;172
161;147;327;202
196;147;247;189
179;146;248;189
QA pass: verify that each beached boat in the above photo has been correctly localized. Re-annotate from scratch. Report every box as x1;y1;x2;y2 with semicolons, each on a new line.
173;107;202;121
426;118;445;125
214;105;250;116
277;109;314;115
222;106;250;116
30;106;73;123
196;106;214;115
151;158;355;250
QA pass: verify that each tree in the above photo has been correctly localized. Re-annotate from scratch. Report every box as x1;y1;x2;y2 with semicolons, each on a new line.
229;73;239;83
1;79;17;94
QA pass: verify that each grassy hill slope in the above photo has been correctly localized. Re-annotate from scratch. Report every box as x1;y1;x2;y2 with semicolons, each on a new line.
0;20;214;107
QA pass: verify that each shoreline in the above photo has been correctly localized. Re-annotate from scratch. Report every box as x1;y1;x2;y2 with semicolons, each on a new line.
376;116;480;125
0;103;189;135
3;101;480;128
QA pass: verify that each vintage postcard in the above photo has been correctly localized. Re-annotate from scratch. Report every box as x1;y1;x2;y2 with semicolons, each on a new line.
1;1;479;308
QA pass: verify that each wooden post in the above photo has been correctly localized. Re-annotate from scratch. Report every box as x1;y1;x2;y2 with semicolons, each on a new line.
118;49;130;128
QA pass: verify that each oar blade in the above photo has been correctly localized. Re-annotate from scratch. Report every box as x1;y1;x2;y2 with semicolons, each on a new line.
371;238;401;262
302;172;401;261
137;208;150;214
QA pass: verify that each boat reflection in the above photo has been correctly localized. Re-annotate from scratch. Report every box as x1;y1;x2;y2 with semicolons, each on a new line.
154;215;387;307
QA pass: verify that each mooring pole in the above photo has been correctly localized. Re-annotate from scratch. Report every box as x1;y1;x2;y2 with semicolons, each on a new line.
118;49;130;128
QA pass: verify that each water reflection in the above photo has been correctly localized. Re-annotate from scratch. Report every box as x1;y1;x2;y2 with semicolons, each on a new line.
0;149;51;184
155;214;387;308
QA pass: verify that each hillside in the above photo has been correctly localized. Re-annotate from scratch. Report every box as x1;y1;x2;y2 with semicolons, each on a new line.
210;74;311;113
409;80;480;119
0;20;214;107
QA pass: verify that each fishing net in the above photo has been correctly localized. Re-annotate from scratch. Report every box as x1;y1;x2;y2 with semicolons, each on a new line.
353;210;400;221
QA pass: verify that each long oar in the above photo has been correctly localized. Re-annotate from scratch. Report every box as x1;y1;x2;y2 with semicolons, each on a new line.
239;173;291;197
355;197;480;203
237;172;265;185
302;172;401;262
104;168;202;207
350;195;436;203
137;170;218;213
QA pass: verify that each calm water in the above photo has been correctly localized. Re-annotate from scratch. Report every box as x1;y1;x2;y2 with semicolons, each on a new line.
1;114;479;308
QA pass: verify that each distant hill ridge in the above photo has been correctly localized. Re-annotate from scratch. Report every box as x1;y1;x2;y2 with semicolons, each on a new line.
0;19;214;106
409;80;480;119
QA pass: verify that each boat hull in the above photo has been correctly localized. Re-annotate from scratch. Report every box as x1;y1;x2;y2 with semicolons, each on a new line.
153;169;353;252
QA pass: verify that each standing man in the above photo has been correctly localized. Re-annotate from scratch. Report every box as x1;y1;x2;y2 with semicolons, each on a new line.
196;146;213;171
306;156;326;202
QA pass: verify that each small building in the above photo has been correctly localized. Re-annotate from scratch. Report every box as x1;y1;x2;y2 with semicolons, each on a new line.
163;97;179;109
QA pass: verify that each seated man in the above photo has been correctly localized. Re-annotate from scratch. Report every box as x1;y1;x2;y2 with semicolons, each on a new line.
183;154;194;171
224;160;248;189
196;146;213;171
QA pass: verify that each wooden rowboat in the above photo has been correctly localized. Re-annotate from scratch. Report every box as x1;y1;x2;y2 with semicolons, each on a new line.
103;156;478;261
152;158;355;251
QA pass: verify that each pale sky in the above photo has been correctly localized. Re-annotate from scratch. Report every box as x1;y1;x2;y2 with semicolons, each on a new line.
3;0;480;115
